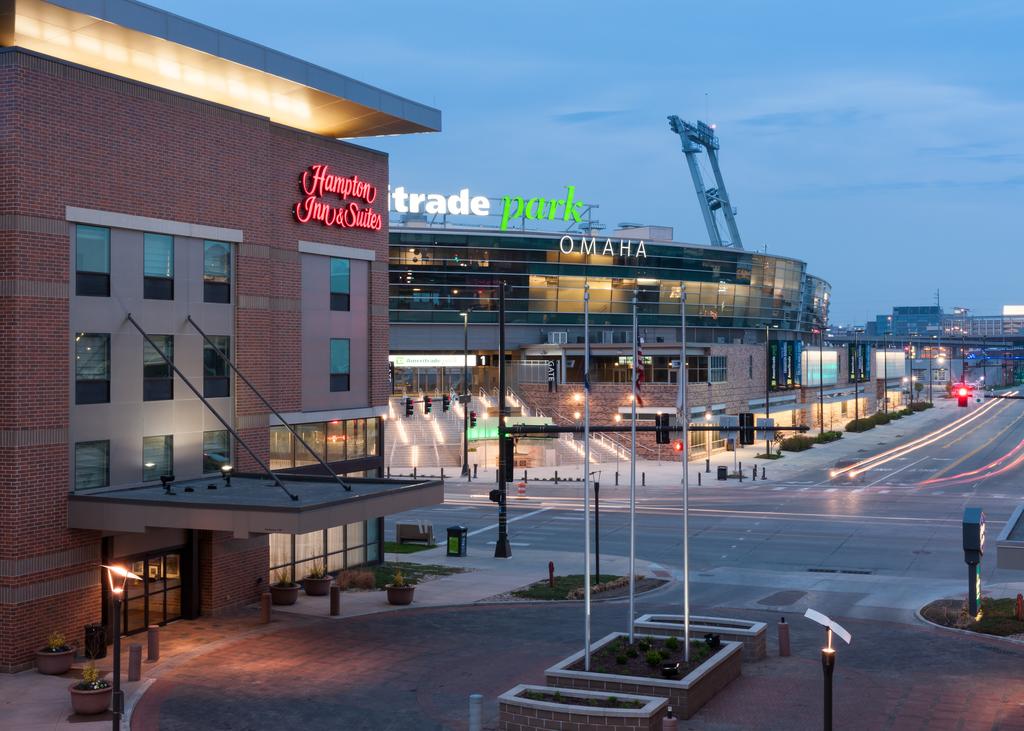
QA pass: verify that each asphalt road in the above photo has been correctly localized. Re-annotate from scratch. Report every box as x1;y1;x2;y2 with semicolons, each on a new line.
387;395;1024;623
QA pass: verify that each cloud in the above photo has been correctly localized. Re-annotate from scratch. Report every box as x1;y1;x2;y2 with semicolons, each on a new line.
551;109;629;124
739;108;872;129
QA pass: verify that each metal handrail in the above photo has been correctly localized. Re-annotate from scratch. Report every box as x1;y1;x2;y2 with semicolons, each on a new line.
125;314;298;501
186;316;350;491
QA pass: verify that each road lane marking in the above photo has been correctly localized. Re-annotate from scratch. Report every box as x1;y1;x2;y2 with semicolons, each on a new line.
467;507;551;537
865;456;931;487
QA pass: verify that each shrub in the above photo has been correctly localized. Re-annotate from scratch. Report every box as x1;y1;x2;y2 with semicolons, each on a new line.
868;412;892;426
615;654;627;665
910;402;932;412
637;638;651;652
846;418;875;432
272;569;295;587
390;569;407;588
626;647;638;658
665;636;680;651
337;569;375;591
898;408;914;416
780;435;815;452
76;662;110;691
889;412;903;420
45;632;69;652
305;561;327;580
815;430;843;444
645;650;661;667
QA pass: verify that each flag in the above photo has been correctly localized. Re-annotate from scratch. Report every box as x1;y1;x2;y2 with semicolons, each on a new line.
583;346;591;392
634;336;645;406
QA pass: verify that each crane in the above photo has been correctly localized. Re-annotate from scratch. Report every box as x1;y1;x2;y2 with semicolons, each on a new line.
667;116;743;249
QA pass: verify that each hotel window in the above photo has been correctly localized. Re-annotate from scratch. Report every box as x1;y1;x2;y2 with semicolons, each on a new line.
143;435;173;481
709;356;728;383
143;335;174;401
143;233;174;300
203;241;231;304
75;440;109;489
686;355;708;383
330;339;350;392
203;430;230;473
294;423;326;467
203;336;230;398
76;225;110;297
330;258;350;311
75;333;110;404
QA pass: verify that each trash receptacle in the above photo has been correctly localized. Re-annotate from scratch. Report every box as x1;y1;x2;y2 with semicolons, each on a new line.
446;525;468;557
717;466;728;481
84;623;107;660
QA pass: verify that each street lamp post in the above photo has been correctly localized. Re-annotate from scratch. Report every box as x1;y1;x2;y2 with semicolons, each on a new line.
818;322;825;434
460;311;470;478
764;324;771;456
102;565;141;731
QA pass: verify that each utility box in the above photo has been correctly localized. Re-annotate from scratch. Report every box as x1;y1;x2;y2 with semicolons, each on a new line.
963;508;985;564
446;525;468;557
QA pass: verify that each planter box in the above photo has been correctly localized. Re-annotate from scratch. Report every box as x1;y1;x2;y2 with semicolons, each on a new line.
634;614;767;662
545;632;741;720
36;647;75;675
302;576;333;596
386;585;415;606
270;584;300;605
69;683;112;715
498;683;667;730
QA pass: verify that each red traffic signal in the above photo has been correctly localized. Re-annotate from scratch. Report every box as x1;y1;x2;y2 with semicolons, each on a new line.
404;397;413;417
442;394;451;412
423;396;432;414
958;386;969;397
672;439;684;453
469;410;477;428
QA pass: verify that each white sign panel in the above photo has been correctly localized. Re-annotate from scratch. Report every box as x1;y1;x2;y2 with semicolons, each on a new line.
389;354;477;368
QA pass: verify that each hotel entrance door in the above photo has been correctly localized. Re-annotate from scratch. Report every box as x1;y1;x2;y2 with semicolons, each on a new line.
122;550;183;635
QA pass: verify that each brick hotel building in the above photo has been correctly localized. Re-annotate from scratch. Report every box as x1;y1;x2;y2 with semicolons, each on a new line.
0;0;441;669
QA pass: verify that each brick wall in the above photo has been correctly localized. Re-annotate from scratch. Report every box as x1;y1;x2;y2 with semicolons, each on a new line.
198;532;269;615
499;700;664;730
0;48;388;667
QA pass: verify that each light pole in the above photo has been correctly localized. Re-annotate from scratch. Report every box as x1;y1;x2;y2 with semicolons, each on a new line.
764;323;773;456
817;321;825;434
460;310;471;478
102;564;141;731
613;413;622;484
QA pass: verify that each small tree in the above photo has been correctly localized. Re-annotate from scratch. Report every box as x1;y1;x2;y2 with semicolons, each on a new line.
914;381;924;397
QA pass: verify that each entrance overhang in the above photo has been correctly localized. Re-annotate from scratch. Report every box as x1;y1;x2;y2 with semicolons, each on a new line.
69;475;442;539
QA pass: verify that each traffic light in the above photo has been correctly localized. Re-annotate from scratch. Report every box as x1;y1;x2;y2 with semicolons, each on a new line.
957;385;970;408
442;394;451;412
672;439;684;453
404;397;413;417
655;413;670;444
423;396;432;414
469;410;477;428
739;412;755;445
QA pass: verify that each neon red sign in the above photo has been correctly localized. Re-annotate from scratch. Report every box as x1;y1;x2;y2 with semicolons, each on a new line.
294;164;383;230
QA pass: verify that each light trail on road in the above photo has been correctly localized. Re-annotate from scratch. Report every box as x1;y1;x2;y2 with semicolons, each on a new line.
829;392;1018;479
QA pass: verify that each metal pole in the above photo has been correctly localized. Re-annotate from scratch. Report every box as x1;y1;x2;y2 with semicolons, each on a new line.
819;322;825;433
594;481;600;582
125;314;297;500
765;324;771;456
854;336;860;423
929;344;933;404
462;312;470;477
884;332;889;413
583;282;592;669
111;593;122;731
495;281;511;558
676;285;690;662
628;291;638;642
822;646;835;731
185;315;349;491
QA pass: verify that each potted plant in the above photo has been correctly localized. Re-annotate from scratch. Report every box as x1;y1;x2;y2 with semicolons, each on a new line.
302;561;332;596
37;631;75;675
269;569;300;605
385;568;415;606
69;663;112;715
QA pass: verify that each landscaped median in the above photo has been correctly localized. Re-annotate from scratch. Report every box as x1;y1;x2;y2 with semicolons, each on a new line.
920;596;1024;638
544;632;742;720
499;684;669;730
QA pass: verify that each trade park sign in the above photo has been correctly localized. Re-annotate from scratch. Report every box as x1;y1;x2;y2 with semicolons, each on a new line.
389;185;589;230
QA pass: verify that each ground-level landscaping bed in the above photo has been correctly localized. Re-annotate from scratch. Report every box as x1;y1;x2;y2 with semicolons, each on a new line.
545;632;742;719
336;562;466;591
921;597;1024;638
510;574;667;601
634;614;768;661
498;684;668;730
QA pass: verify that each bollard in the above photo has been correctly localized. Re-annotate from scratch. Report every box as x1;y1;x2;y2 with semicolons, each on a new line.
387;466;391;478
260;591;272;624
128;644;142;682
1016;593;1023;621
778;617;791;657
524;470;528;481
615;471;619;486
555;470;559;484
761;466;766;480
473;463;478;478
642;472;646;487
468;693;483;731
413;466;417;479
441;467;445;480
752;465;757;481
739;462;743;482
548;561;555;588
146;625;160;662
697;472;701;486
662;706;679;729
330;585;340;616
705;458;710;473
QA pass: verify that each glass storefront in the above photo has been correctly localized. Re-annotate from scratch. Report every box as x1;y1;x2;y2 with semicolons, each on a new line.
269;519;381;580
123;549;183;635
269;417;380;472
390;230;829;334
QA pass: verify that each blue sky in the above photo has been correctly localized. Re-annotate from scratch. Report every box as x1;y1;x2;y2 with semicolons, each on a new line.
162;0;1024;324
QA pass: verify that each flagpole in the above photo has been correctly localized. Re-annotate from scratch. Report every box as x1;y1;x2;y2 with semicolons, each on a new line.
675;284;690;662
583;282;592;670
628;290;638;642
